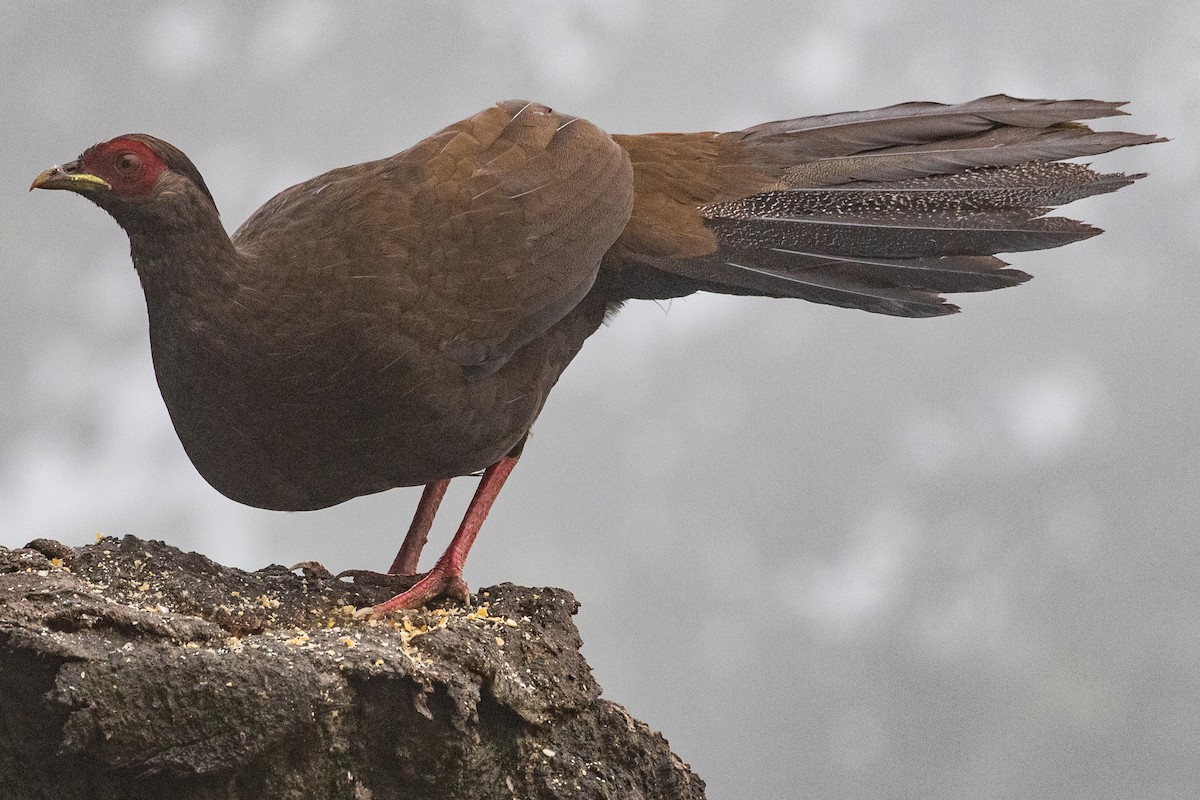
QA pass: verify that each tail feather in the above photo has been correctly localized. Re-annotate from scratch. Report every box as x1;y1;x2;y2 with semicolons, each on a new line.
708;210;1101;259
610;96;1162;314
680;247;1031;318
736;250;1029;294
783;128;1160;186
739;164;1140;214
738;95;1133;161
683;252;959;317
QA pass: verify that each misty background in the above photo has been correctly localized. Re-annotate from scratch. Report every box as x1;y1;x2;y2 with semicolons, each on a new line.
2;2;1197;797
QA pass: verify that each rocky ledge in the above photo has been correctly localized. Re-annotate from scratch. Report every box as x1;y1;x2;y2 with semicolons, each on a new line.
0;536;703;800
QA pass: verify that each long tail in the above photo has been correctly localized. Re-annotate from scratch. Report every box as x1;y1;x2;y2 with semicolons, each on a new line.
606;95;1162;316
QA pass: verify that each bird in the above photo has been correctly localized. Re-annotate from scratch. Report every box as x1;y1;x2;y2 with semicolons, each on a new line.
31;96;1160;613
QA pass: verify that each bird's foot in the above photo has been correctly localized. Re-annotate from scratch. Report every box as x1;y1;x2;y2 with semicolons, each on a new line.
356;566;470;618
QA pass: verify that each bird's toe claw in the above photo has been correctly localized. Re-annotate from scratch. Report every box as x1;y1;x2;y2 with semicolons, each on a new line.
290;560;334;579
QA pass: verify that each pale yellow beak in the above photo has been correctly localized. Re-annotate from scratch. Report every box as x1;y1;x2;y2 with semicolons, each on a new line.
30;160;111;192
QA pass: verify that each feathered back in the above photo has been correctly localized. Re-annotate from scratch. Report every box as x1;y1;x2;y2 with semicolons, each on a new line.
609;95;1162;316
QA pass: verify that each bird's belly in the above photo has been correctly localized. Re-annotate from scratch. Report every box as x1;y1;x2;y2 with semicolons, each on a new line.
154;352;542;512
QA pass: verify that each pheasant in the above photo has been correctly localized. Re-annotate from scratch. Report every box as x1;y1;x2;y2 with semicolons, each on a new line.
30;96;1160;612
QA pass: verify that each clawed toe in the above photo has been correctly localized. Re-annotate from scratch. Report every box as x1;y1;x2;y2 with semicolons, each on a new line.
334;569;422;590
358;568;471;617
290;560;335;579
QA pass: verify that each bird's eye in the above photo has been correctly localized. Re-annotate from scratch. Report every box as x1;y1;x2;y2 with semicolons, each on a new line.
115;152;142;175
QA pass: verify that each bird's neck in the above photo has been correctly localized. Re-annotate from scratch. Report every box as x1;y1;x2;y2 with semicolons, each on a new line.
122;192;245;304
122;193;276;416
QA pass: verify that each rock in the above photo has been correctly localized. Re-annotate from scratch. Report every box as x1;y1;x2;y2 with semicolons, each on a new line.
0;536;704;800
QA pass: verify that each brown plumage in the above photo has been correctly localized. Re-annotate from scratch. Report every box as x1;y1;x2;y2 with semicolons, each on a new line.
30;96;1160;611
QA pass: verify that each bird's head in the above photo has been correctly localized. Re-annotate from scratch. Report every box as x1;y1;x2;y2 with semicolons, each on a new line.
31;135;217;225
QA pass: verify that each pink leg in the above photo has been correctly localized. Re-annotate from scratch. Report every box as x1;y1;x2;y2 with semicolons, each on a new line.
387;479;450;575
367;453;520;614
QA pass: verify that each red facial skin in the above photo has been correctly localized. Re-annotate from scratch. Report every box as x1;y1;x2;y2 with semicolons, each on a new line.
79;138;170;198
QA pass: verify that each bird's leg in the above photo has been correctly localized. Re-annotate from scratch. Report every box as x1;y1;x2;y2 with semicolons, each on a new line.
365;450;520;614
387;479;450;575
331;479;451;588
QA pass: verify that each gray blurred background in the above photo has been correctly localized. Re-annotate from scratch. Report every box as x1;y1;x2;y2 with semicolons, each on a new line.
3;2;1197;797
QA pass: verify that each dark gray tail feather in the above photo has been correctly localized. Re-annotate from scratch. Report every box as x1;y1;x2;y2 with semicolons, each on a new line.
655;96;1163;317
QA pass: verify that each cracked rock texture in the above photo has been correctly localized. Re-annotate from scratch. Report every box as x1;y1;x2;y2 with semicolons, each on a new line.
0;536;704;800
